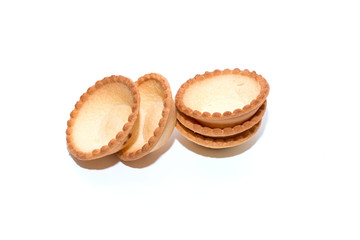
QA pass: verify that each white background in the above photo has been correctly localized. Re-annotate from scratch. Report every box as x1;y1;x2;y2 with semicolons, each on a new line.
1;0;359;239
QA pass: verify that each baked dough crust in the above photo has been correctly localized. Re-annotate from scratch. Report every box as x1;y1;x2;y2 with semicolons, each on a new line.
175;68;269;128
176;120;261;149
117;73;176;161
66;75;140;160
177;101;266;137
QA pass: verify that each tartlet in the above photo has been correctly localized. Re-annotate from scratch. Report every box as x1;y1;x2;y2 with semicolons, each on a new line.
177;101;266;137
176;120;262;149
116;73;176;161
175;68;269;128
66;75;140;160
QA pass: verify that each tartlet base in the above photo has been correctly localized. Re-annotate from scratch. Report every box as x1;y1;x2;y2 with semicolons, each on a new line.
177;101;266;137
176;120;261;149
175;68;269;128
66;75;140;161
117;73;175;161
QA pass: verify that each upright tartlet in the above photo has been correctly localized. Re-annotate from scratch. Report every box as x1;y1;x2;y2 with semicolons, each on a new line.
66;75;140;160
175;69;269;128
116;73;176;161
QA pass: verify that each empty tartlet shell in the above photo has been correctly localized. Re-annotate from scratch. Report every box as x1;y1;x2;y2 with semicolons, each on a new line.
66;75;140;160
175;68;269;128
176;120;261;149
116;73;176;161
177;101;266;137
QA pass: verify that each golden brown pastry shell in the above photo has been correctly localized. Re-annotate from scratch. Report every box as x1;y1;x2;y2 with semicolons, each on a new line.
177;101;266;137
175;68;269;128
176;119;261;149
66;75;140;161
116;73;176;161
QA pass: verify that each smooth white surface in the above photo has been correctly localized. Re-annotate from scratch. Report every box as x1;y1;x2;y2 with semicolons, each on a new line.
0;1;359;239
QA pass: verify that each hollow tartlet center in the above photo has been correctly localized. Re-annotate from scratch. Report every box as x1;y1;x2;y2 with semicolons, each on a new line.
183;74;261;114
71;82;133;152
122;80;165;153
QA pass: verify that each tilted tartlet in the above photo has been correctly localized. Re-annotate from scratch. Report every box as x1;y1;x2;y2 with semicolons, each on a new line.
176;120;262;149
116;73;176;161
177;101;266;137
175;69;269;128
66;75;140;160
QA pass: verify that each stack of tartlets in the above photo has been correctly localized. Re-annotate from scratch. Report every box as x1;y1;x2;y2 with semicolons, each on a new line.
175;69;269;149
66;73;176;161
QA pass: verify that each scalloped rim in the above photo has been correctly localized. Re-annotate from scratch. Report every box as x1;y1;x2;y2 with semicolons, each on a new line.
175;68;269;120
66;75;140;161
176;119;261;149
116;73;173;161
177;101;266;137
